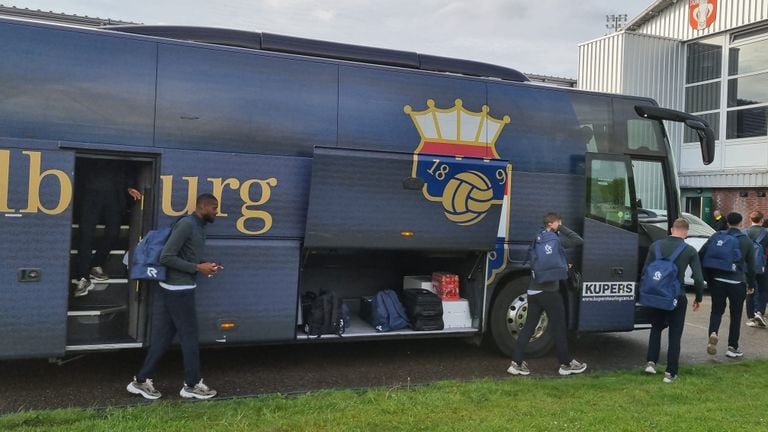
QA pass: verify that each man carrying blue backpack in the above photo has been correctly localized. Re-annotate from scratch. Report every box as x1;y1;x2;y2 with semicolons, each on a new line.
700;212;756;358
507;212;587;377
640;218;704;383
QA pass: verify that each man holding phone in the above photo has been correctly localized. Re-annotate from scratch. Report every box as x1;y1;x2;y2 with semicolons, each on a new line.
127;193;222;400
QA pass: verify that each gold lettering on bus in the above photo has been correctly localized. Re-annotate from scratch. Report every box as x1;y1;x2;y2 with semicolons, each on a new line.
208;177;240;217
160;175;198;216
161;175;277;235
20;151;72;215
237;178;278;235
0;150;14;212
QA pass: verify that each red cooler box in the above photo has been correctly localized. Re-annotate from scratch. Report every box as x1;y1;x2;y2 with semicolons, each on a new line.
432;272;459;301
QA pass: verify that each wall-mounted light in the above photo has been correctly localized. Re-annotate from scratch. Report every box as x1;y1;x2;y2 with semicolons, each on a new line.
739;191;749;197
758;192;767;198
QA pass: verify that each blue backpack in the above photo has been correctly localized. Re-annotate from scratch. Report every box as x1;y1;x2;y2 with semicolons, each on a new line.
130;227;172;281
701;230;744;272
129;216;190;281
639;241;687;311
528;230;569;283
745;228;768;275
372;290;410;332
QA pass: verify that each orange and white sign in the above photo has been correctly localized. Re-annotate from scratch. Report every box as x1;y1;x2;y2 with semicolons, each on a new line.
689;0;717;30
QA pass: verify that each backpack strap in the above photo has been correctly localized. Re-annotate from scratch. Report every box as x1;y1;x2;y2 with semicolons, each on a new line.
655;240;686;262
668;241;688;262
757;229;767;244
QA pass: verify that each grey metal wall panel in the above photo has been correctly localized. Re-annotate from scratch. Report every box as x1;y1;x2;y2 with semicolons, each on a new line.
578;32;625;94
0;145;72;359
636;0;768;41
192;239;300;344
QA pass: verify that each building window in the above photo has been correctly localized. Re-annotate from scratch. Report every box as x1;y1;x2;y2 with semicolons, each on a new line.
684;29;768;143
686;36;722;84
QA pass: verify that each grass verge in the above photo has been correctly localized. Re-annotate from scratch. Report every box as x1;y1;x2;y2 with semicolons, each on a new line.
2;360;767;431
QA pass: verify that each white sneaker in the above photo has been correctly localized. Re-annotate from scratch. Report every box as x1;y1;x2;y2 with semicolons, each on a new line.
663;372;678;383
126;377;162;400
746;318;759;327
180;379;217;400
644;361;657;374
726;346;744;358
507;361;531;376
754;312;768;328
89;266;109;281
706;332;718;355
558;359;587;376
74;278;92;297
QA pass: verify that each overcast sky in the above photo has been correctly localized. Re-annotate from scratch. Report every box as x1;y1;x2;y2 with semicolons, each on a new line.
6;1;649;78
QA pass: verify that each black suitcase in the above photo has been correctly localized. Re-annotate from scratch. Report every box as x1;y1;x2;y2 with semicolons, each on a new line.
411;315;444;331
401;288;443;319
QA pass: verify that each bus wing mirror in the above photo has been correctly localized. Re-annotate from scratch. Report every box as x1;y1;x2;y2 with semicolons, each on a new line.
634;105;715;166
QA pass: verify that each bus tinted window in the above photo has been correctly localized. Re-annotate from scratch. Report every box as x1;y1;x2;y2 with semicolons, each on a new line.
489;84;589;174
155;44;338;156
570;93;613;154
0;23;156;145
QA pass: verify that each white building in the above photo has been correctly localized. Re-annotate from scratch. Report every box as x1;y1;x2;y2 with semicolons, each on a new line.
579;0;768;223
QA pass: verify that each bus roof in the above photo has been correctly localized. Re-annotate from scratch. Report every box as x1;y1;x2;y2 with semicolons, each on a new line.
106;25;530;83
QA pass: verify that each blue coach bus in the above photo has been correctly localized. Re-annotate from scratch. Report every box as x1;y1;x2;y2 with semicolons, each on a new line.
0;17;714;360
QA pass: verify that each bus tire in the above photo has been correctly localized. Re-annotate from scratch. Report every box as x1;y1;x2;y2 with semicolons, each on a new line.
490;276;554;358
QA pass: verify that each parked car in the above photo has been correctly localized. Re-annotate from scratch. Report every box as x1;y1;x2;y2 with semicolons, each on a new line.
639;209;714;288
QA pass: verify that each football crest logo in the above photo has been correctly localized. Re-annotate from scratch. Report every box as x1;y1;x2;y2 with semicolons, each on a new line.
404;99;510;226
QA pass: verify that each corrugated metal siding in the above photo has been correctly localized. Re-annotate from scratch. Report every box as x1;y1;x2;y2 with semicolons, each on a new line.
680;171;768;188
622;33;686;172
577;32;624;93
637;0;768;41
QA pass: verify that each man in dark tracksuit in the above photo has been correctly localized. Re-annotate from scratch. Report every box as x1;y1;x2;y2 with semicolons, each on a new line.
75;159;141;297
643;218;704;383
746;211;768;328
700;212;756;358
712;210;727;231
507;212;587;376
127;194;222;400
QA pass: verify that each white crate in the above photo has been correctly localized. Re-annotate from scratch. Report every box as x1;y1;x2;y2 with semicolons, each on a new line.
442;299;471;328
403;275;435;293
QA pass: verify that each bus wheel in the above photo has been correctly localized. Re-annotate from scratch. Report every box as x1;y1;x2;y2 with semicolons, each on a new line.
490;277;554;358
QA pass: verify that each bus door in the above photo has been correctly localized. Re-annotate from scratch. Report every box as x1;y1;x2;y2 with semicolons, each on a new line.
0;145;73;359
578;153;638;332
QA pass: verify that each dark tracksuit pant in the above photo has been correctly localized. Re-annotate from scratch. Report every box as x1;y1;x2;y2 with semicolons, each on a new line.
708;279;746;349
137;287;201;386
746;272;768;318
647;294;687;376
77;189;122;279
513;291;570;365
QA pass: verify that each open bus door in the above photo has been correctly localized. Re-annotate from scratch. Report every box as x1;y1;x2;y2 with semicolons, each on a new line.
578;153;639;332
0;144;73;359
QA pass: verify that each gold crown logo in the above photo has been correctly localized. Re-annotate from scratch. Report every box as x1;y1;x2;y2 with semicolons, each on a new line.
404;98;510;159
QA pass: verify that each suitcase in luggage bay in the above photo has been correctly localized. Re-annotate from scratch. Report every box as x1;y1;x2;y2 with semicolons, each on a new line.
411;315;444;331
401;288;443;319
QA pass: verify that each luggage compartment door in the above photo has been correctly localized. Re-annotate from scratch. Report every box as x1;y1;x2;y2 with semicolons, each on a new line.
0;145;73;359
578;153;638;332
304;147;509;251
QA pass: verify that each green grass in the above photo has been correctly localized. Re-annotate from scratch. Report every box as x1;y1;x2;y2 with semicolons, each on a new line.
3;361;768;432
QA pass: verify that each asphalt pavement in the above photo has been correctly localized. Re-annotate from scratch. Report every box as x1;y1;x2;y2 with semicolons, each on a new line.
1;293;766;414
